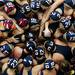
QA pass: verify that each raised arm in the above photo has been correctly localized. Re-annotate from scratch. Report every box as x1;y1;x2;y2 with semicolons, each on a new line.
39;0;64;38
41;0;64;25
32;64;44;75
0;11;11;19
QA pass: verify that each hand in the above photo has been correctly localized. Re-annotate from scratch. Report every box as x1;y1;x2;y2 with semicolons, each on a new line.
43;29;51;37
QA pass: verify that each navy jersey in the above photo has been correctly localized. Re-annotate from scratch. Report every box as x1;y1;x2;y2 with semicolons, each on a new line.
55;44;72;61
65;0;75;9
9;9;26;20
48;22;59;34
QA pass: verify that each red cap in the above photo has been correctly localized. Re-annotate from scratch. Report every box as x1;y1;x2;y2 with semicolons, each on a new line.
17;18;28;28
4;2;15;14
3;19;16;30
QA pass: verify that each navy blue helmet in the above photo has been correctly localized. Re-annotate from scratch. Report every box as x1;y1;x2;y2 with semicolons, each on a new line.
25;41;36;53
30;0;40;12
8;58;18;69
20;3;31;14
50;11;61;21
44;59;55;70
29;18;39;26
60;17;71;30
44;40;56;53
26;31;35;41
63;31;75;42
0;44;12;55
23;55;33;67
34;47;45;58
